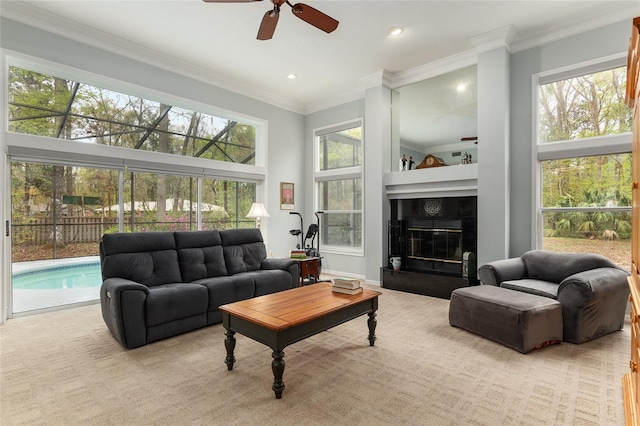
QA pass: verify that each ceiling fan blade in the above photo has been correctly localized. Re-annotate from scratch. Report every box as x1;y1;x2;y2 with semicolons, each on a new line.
257;9;279;40
202;0;262;3
290;3;338;34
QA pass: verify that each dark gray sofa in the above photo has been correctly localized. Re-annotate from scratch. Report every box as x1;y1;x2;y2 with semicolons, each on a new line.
99;229;299;349
478;250;630;344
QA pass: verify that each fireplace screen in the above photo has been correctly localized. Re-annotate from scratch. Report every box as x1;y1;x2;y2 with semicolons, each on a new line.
408;228;463;261
406;218;464;275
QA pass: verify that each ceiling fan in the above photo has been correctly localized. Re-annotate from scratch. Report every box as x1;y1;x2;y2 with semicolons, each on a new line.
203;0;339;41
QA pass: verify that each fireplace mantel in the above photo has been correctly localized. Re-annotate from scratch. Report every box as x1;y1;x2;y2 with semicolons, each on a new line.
384;163;478;200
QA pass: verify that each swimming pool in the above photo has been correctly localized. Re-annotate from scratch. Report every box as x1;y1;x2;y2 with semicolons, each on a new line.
12;261;102;290
11;257;102;313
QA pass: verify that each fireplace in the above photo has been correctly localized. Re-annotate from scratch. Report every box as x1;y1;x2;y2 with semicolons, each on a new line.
383;196;477;298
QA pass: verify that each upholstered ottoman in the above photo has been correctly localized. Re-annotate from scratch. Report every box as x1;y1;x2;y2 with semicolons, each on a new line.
449;285;563;353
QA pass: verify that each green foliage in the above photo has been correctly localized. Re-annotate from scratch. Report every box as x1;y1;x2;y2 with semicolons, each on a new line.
538;66;631;143
544;189;632;240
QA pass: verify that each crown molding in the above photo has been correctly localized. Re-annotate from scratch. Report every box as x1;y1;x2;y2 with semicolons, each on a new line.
470;25;514;54
390;49;478;89
360;69;393;90
304;70;395;115
0;2;306;114
509;7;639;53
304;87;365;115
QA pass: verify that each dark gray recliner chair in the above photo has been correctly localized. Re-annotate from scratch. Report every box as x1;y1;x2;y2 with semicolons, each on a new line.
478;250;630;344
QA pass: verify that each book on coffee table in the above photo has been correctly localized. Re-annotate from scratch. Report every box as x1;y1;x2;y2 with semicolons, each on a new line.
332;277;361;290
331;285;364;295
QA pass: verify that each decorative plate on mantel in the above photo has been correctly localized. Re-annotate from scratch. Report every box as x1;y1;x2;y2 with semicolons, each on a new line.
424;199;441;216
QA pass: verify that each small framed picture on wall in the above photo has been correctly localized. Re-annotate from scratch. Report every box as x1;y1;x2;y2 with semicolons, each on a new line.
280;182;294;210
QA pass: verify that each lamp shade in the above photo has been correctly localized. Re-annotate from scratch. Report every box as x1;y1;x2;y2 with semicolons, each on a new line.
246;202;270;218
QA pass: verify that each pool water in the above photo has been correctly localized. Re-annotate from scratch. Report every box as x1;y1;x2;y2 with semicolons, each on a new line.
12;262;102;290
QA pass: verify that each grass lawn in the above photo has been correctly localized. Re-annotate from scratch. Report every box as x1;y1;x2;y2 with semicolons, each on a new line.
543;237;631;270
12;242;99;263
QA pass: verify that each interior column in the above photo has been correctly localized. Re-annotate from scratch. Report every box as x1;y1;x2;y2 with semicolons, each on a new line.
472;27;513;266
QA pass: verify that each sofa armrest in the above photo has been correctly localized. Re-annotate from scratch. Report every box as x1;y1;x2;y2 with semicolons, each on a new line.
558;267;630;343
100;278;150;349
261;258;300;288
478;257;527;286
558;267;630;304
261;258;296;270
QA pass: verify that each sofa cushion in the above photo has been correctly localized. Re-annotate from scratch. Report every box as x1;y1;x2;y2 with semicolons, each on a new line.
501;279;559;299
175;230;228;281
195;275;255;312
175;230;222;249
220;229;267;274
521;250;617;284
178;247;228;281
145;283;209;327
101;231;176;256
102;250;182;287
101;232;182;286
243;270;294;296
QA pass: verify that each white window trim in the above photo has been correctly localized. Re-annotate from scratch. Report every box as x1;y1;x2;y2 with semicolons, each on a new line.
314;118;364;256
531;54;632;249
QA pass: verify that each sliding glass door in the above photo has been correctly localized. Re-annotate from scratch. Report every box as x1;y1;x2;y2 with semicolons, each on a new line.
10;162;116;313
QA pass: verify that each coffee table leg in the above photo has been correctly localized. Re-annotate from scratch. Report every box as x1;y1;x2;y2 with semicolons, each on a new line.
367;311;377;346
271;350;285;399
224;329;236;370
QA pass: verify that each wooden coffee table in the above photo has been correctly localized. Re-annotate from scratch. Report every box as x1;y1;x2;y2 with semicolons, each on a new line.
219;282;381;399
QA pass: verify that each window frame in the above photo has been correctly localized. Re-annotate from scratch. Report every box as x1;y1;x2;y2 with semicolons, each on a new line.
532;53;633;249
313;118;364;256
3;53;269;221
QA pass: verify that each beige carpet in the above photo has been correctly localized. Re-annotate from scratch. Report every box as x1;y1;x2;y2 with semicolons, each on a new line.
0;286;629;425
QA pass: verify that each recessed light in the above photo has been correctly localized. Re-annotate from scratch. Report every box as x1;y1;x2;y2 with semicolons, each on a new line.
287;73;297;79
388;27;404;37
456;84;466;92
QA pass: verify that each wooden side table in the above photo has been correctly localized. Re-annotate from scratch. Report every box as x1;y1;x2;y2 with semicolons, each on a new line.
290;257;320;286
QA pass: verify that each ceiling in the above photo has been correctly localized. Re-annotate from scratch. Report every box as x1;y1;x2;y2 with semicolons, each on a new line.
2;1;638;116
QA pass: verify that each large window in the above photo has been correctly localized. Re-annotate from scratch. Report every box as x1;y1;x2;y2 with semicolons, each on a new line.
8;66;256;164
535;58;632;268
315;120;363;253
538;65;631;143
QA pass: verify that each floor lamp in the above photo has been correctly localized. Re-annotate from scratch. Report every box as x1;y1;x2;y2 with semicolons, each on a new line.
246;202;270;229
